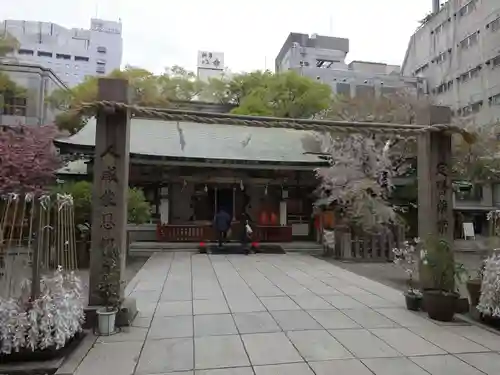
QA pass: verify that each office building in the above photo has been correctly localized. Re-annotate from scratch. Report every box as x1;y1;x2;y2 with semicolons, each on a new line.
275;32;420;98
402;0;500;125
0;62;68;126
1;18;123;87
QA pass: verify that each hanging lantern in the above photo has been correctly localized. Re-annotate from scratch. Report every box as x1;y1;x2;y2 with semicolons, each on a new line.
181;179;187;192
204;184;208;193
264;184;268;196
240;180;245;191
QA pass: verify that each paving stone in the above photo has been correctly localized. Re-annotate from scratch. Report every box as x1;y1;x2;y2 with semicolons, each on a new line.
241;332;302;366
195;335;250;369
193;299;230;315
271;310;323;331
322;295;367;309
74;341;142;375
457;352;500;375
233;312;281;334
351;293;398;308
196;368;254;375
155;300;193;317
329;329;402;358
227;297;266;313
335;285;371;295
253;362;314;375
362;357;429;375
130;315;152;328
446;325;500;351
259;296;301;311
96;326;148;343
194;314;238;336
408;326;489;353
410;354;484;375
291;294;334;310
306;284;342;296
341;308;400;328
308;310;360;329
287;330;353;361
136;337;193;374
136;302;158;318
370;328;446;356
375;308;439;328
129;290;161;303
310;359;374;375
148;315;193;339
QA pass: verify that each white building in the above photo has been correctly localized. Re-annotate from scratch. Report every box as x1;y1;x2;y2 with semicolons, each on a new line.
197;51;225;82
275;33;421;98
402;0;500;125
1;18;123;87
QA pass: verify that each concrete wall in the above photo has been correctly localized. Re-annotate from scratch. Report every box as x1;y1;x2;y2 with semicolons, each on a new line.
0;62;68;126
402;0;500;125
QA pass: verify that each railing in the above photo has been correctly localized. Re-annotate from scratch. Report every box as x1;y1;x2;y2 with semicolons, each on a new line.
325;225;404;261
157;224;293;242
157;225;214;242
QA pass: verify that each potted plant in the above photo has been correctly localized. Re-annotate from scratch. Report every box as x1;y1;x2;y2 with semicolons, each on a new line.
96;243;122;335
421;238;468;322
392;238;423;311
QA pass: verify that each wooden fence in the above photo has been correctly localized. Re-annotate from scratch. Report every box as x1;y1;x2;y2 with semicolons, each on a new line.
323;225;405;261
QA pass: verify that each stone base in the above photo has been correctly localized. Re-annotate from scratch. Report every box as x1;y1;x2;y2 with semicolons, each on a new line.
84;297;138;329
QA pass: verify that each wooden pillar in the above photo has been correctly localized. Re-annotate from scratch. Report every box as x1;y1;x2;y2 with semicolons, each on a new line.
417;106;453;288
89;78;131;306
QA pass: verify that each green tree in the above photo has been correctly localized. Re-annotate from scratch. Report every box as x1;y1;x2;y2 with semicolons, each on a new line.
53;180;152;225
47;65;204;134
0;31;19;58
226;71;332;118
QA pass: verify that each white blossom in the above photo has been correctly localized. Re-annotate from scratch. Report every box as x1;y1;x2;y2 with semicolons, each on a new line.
477;254;500;318
311;132;410;233
0;268;84;354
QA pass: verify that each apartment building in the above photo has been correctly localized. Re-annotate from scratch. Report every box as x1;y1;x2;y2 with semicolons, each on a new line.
1;18;123;87
402;0;500;125
0;62;68;126
275;32;421;97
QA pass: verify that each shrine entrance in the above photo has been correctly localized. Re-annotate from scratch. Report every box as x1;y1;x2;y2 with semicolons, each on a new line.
216;188;234;218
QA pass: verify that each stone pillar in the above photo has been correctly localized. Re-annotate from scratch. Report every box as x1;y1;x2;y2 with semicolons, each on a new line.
417;106;453;243
417;106;454;289
89;78;131;306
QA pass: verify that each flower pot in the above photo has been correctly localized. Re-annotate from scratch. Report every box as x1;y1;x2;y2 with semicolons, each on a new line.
423;290;458;322
466;279;482;307
96;307;118;335
404;293;423;311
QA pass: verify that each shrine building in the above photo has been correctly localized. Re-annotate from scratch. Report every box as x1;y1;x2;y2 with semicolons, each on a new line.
55;115;328;243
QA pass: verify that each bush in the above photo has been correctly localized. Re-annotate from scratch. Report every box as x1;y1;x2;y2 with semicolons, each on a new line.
52;181;151;226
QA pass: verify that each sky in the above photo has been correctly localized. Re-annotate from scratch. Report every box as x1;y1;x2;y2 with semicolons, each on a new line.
1;0;432;75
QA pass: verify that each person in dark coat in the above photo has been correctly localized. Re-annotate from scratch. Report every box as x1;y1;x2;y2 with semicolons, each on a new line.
214;208;232;247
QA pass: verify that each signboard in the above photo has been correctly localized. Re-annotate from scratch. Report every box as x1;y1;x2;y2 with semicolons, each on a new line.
197;51;224;70
91;21;121;35
463;222;475;240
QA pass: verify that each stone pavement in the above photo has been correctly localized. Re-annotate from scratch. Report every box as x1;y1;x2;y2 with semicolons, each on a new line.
73;252;500;375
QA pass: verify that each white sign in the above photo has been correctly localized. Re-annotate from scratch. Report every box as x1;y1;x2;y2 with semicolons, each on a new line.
197;51;224;70
463;222;475;239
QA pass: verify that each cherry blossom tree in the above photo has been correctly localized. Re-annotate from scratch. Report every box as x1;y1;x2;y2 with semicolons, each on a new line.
304;92;421;234
0;125;61;194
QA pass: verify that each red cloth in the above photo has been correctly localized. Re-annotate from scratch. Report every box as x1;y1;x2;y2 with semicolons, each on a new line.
270;212;278;225
260;211;269;225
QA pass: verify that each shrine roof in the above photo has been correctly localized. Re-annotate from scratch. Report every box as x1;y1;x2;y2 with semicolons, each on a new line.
55;117;326;166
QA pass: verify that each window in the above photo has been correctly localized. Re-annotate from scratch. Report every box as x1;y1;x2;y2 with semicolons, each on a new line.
456;184;483;201
96;46;107;53
436;51;448;64
315;59;338;68
491;55;500;68
414;63;429;76
489;93;500;105
65;64;70;68
74;65;79;70
487;17;500;32
37;51;52;57
74;55;89;62
56;53;71;60
2;97;27;116
459;66;481;83
458;0;476;18
18;49;34;55
96;66;105;74
96;59;106;65
460;32;479;49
